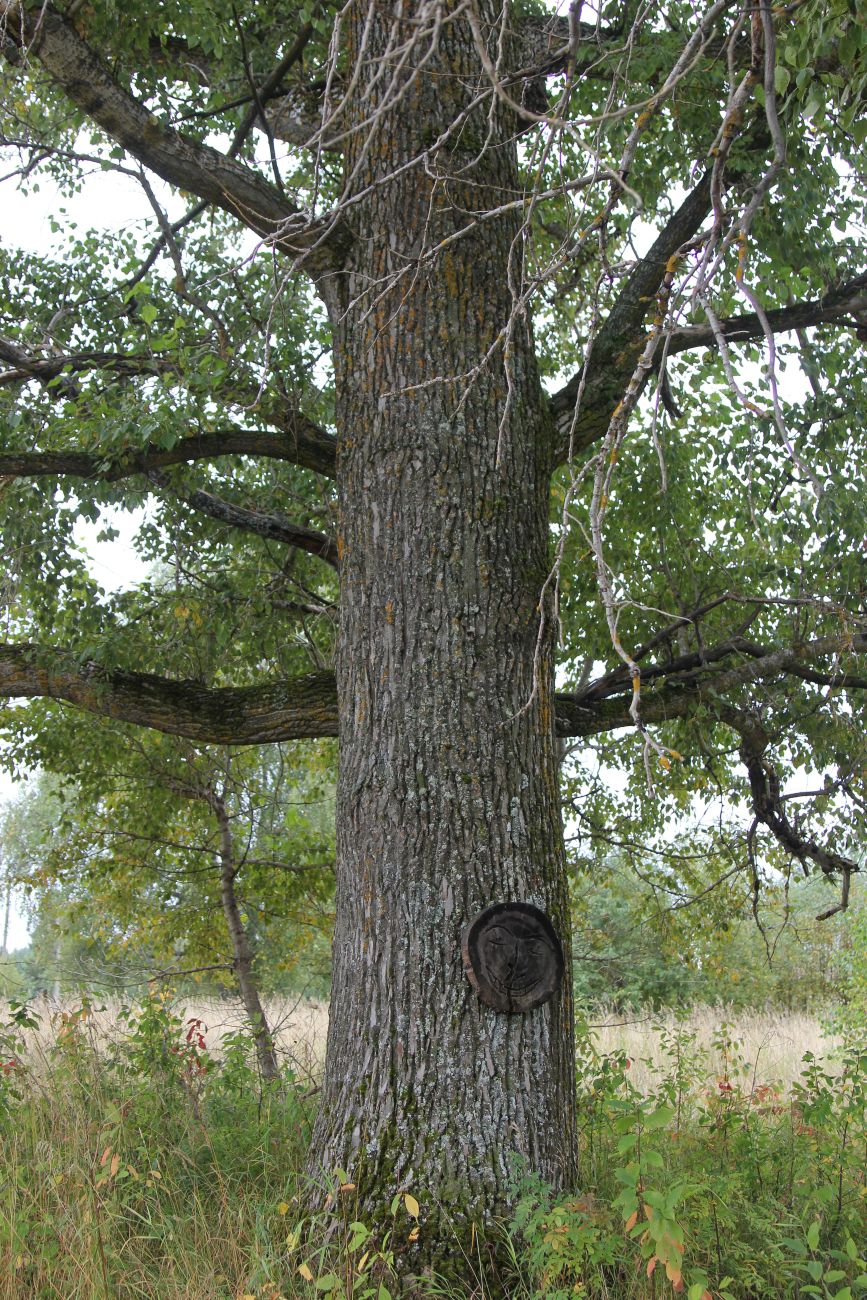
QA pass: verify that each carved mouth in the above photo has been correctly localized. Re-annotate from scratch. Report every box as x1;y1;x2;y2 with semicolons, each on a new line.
486;969;544;995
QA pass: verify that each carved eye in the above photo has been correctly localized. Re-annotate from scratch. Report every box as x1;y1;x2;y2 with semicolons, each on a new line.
485;926;511;947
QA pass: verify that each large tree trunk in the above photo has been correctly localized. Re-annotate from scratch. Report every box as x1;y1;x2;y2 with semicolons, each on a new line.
310;0;577;1274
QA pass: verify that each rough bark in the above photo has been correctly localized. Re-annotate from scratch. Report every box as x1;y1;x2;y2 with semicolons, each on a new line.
307;1;577;1279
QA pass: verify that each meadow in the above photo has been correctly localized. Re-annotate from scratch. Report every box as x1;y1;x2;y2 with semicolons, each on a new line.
1;995;866;1299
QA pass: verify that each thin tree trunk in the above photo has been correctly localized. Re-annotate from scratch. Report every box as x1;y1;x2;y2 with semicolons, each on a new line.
1;865;10;956
309;0;577;1277
210;791;282;1084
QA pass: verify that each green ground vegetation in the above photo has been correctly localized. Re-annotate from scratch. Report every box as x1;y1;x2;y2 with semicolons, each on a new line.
2;993;867;1300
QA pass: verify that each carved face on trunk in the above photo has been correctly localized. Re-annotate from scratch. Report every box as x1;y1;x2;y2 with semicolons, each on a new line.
462;902;565;1013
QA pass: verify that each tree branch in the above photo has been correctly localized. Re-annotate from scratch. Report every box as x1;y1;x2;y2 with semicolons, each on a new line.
233;20;316;148
719;705;857;904
148;470;339;567
514;13;620;77
0;423;336;483
666;271;867;355
0;1;346;275
550;174;713;462
0;631;863;746
550;170;865;466
0;644;339;742
0;337;178;392
555;630;867;737
576;631;867;702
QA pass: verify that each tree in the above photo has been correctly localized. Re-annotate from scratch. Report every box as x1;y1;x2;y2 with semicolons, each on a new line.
570;850;866;1011
1;737;334;1068
1;0;865;1277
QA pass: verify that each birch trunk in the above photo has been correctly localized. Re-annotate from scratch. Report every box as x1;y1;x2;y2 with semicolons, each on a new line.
211;792;282;1084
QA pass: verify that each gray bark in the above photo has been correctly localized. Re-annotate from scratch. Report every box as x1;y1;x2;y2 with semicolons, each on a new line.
1;867;10;956
308;0;578;1276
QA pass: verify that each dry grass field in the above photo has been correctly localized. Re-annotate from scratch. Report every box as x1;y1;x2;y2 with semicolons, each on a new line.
8;994;841;1095
586;1003;840;1094
7;993;331;1084
2;993;864;1299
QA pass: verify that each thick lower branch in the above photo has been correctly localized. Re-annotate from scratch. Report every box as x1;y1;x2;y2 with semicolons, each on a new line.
0;422;337;482
0;631;862;744
0;644;338;742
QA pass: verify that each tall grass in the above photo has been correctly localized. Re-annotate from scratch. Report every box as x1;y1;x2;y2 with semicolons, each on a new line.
586;1003;841;1096
9;996;835;1094
1;996;866;1299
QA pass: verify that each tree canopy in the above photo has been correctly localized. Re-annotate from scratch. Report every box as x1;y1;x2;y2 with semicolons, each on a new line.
1;0;866;1271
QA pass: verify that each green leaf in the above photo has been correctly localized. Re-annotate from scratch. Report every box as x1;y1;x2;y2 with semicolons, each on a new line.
644;1105;676;1132
807;1221;821;1251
